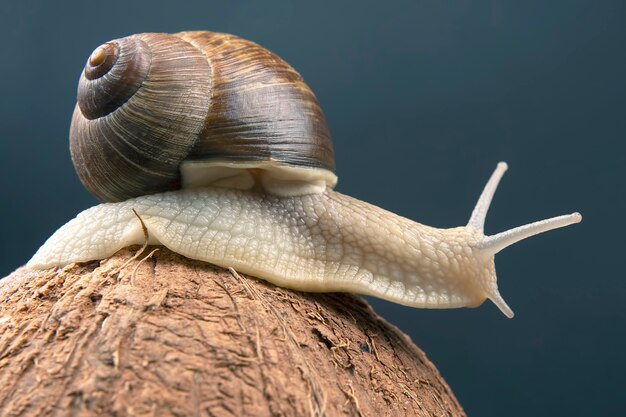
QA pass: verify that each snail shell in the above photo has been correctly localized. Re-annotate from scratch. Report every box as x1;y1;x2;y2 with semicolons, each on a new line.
70;31;337;202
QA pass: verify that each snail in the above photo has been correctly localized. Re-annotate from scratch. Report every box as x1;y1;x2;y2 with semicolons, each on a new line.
27;31;581;318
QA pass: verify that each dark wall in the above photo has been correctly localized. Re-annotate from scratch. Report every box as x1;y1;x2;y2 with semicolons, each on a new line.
1;1;623;415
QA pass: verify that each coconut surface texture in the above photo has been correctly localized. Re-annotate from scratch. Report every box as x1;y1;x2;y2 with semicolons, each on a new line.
0;247;465;417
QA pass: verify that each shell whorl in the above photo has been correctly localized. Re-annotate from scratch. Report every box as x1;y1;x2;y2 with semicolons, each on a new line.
71;34;212;202
77;39;150;119
70;31;335;202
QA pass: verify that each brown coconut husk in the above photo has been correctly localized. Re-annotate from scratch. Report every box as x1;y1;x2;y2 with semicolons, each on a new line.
0;246;465;417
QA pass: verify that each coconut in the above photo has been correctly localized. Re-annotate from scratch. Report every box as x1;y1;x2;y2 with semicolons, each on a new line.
0;247;465;417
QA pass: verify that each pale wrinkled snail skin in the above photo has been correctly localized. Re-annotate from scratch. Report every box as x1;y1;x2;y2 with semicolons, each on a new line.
27;163;582;318
27;189;488;311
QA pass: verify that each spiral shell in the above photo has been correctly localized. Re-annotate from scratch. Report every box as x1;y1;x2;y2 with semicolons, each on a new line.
70;31;336;202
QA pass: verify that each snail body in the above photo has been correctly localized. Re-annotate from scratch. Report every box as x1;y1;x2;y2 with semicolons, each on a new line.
28;31;582;318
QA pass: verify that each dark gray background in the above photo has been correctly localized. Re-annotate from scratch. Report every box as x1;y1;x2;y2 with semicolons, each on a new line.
1;1;623;415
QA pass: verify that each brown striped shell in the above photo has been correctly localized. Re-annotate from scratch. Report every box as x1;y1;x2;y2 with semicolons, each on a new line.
70;31;336;202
